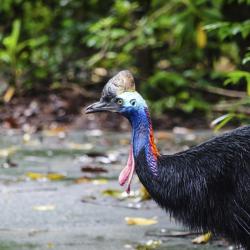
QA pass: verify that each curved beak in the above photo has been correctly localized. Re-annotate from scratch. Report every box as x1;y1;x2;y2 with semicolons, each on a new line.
85;100;119;114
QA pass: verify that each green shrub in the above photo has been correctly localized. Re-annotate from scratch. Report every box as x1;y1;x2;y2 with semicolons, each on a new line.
0;0;249;122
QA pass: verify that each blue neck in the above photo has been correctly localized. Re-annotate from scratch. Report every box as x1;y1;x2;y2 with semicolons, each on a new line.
124;107;158;175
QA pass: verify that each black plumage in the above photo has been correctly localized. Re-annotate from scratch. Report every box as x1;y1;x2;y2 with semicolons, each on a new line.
136;126;250;248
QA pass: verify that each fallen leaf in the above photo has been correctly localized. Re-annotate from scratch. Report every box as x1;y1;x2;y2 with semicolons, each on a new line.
33;205;55;211
102;189;123;198
26;172;46;180
47;173;65;181
125;217;158;226
81;166;107;173
74;177;92;184
74;177;108;185
3;86;15;103
192;232;212;244
26;172;65;181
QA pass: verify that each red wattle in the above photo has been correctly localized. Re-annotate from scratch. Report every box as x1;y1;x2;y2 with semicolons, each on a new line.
118;145;135;194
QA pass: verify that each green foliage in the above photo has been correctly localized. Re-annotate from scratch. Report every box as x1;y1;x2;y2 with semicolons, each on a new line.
0;0;249;122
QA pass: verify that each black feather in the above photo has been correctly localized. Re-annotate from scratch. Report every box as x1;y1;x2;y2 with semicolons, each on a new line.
135;126;250;249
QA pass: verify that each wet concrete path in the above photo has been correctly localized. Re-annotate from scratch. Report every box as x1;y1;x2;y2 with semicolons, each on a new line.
0;129;229;250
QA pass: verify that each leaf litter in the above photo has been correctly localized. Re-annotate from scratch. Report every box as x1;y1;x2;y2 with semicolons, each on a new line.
125;217;158;226
81;166;108;173
192;232;212;244
26;172;66;181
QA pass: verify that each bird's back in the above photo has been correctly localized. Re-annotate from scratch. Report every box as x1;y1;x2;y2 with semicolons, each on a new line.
155;126;250;248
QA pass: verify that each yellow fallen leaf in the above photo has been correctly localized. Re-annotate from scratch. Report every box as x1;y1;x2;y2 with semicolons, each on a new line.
26;172;46;180
47;173;65;181
102;189;123;198
125;217;158;226
3;86;15;103
74;177;107;185
192;232;212;244
26;172;65;181
33;205;55;211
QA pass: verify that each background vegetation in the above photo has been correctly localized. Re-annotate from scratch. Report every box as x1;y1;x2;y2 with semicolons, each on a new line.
0;0;250;126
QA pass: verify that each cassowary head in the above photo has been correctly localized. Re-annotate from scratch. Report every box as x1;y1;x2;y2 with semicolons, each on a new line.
85;70;148;116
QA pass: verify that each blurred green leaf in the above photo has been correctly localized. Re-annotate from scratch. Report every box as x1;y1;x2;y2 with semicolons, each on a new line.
0;0;249;122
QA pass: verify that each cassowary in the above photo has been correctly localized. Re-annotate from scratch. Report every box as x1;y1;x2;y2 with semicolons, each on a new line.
86;70;250;249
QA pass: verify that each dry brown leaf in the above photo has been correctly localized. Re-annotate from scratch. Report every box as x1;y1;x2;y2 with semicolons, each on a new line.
125;217;158;226
192;232;212;244
81;166;107;173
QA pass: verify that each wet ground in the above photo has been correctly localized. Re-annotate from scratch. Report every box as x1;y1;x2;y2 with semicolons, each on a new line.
0;128;231;250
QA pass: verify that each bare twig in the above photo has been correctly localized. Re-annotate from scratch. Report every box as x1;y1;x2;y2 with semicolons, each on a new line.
212;104;250;115
203;85;247;98
191;84;247;98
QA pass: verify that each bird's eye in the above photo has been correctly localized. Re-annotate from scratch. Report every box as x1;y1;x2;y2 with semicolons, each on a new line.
116;98;123;105
130;99;136;106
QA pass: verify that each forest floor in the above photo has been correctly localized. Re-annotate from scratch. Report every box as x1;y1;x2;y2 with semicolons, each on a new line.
0;90;210;133
0;128;231;250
